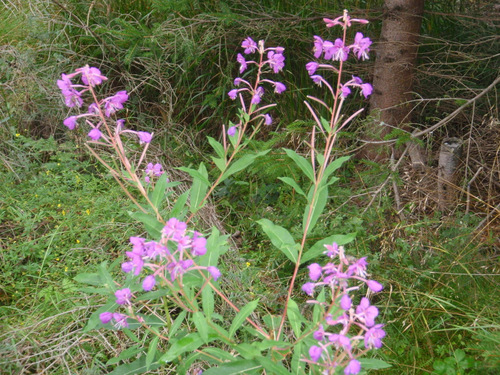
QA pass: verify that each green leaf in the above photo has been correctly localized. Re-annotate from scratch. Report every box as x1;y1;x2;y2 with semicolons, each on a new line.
229;299;259;339
192;311;209;343
169;190;189;220
286;299;303;337
150;173;168;210
169;310;187;338
257;219;299;264
291;342;305;375
98;261;116;289
202;347;236;362
221;150;270;181
283;148;315;182
178;166;211;185
128;211;163;238
159;333;205;363
302;183;328;235
202;359;262;375
278;177;306;197
323;156;350;180
320;116;331;133
301;233;356;264
312;289;326;323
359;358;392;370
211;156;227;172
198;227;229;267
207;136;225;158
189;163;210;214
202;286;214;319
234;343;261;359
136;288;171;301
73;272;103;286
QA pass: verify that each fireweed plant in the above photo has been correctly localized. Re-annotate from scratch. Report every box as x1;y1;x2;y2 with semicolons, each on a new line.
58;10;389;375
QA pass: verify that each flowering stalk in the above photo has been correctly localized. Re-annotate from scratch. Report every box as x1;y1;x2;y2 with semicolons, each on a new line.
273;10;381;374
187;37;286;220
57;66;164;220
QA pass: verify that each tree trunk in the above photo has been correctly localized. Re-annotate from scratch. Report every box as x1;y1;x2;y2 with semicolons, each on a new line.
364;0;425;161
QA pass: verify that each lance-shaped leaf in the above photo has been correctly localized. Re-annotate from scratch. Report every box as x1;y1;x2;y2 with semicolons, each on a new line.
257;219;299;264
303;183;328;235
229;299;259;339
283;148;315;182
278;177;306;197
221;150;270;181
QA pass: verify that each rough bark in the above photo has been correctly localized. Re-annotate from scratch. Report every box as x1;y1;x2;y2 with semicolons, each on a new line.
364;0;425;160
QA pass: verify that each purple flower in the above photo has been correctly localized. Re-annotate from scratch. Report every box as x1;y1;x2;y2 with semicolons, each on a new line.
351;32;372;60
267;51;285;73
168;259;193;281
329;333;351;351
331;38;350;61
352;76;363;85
99;312;113;324
237;53;247;73
242;37;257;54
88;128;102;141
302;282;315;296
142;275;156;291
227;126;237;136
355;297;379;327
228;89;238;100
115;288;132;305
313;325;325;340
208;266;221;281
366;279;383;292
162;218;187;240
340;85;351;98
347;257;368;277
121;261;134;273
364;324;386;349
112;312;129;329
361;83;373;98
322;40;335;60
344;359;361;375
263;114;272;125
192;237;207;256
137;131;152;144
88;102;99;114
130;236;146;253
63;89;83;108
311;75;323;86
308;263;322;281
325;242;339;257
340;294;352;310
309;345;322;362
76;66;107;86
274;82;286;94
104;91;128;117
251;86;264;105
234;78;243;86
63;116;78;130
146;163;164;177
313;36;324;59
57;74;73;92
306;62;319;75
